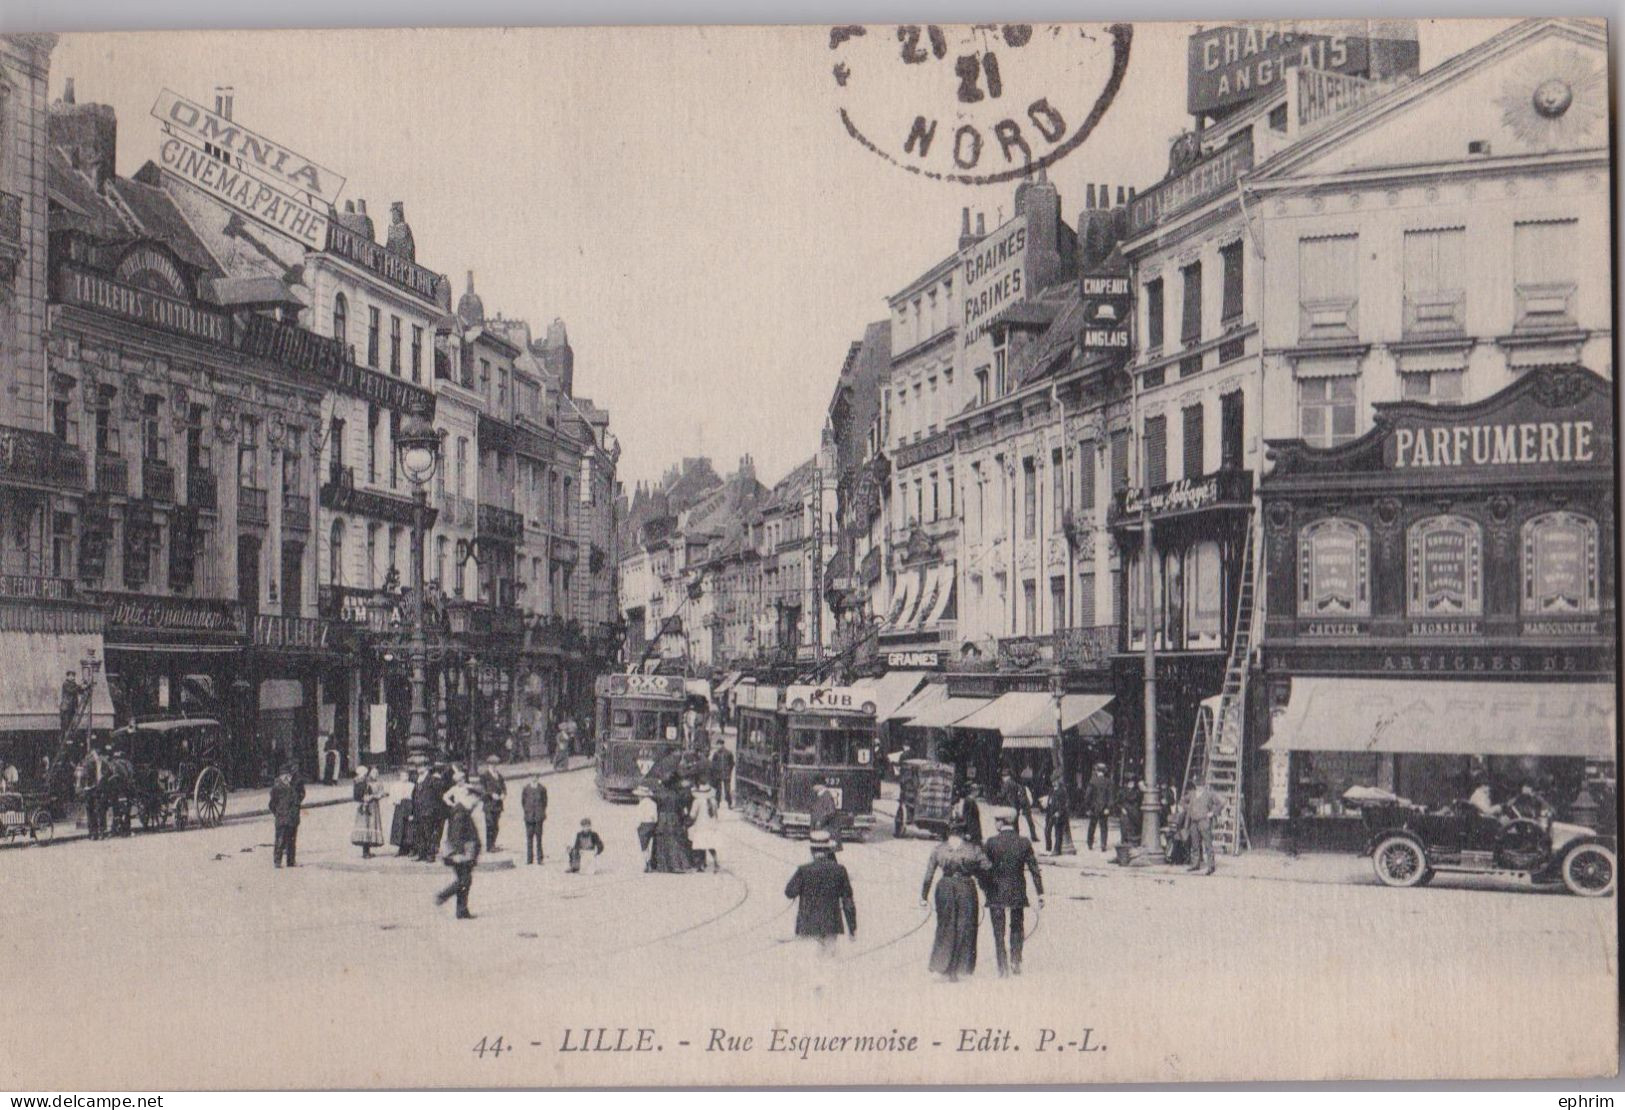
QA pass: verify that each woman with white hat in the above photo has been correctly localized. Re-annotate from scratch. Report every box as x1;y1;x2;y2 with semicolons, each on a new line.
688;782;721;873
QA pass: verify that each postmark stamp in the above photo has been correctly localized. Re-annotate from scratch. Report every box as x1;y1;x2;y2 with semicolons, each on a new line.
830;23;1133;184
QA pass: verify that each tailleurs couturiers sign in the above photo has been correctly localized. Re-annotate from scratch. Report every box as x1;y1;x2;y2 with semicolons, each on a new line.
151;88;345;249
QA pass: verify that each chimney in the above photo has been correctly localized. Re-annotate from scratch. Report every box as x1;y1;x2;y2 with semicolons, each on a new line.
959;206;978;249
49;80;118;189
214;85;234;120
1116;185;1126;206
975;212;985;235
355;198;375;241
1086;184;1095;209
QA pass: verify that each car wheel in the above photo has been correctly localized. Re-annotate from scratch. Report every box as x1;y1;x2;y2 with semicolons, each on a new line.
1561;843;1616;897
1372;836;1429;888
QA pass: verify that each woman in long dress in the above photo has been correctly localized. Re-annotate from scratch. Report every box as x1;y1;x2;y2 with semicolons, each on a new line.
351;765;386;859
687;782;721;873
648;783;694;873
920;824;990;982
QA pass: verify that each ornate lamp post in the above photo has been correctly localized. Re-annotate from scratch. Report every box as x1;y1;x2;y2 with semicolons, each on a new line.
396;415;441;765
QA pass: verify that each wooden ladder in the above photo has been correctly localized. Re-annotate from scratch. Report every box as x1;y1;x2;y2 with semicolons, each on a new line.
1196;517;1259;854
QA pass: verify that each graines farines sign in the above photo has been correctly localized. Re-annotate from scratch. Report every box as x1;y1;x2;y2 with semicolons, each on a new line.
961;216;1027;349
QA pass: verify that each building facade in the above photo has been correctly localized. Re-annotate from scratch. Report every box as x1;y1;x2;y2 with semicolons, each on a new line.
1250;18;1614;844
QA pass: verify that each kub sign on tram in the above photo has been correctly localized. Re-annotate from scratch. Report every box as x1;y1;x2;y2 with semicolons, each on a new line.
784;685;878;714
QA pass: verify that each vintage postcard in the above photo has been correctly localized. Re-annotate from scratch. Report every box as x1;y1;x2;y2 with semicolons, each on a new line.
0;17;1615;1090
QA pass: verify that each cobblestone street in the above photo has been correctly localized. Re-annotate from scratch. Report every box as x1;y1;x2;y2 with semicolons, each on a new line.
2;767;1614;1087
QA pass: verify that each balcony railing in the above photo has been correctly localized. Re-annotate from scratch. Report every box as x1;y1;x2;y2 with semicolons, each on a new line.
240;485;269;526
282;491;311;532
142;459;175;503
96;454;129;497
0;425;87;492
477;501;524;543
187;467;217;511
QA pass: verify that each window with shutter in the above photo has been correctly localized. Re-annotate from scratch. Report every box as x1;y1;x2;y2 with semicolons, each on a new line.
1220;241;1244;323
1144;415;1167;489
1180;262;1202;344
1298;235;1359;340
1145;278;1165;350
1220;390;1244;470
1402;228;1466;337
1110;430;1129;494
1182;404;1204;480
1078;571;1096;627
1077;440;1096;510
1513;220;1578;330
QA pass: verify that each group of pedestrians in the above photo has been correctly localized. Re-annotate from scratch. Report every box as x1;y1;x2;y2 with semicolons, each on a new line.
633;776;721;874
782;810;1045;982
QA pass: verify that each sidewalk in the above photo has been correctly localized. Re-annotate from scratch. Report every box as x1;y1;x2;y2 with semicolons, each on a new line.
870;792;1371;887
34;756;591;849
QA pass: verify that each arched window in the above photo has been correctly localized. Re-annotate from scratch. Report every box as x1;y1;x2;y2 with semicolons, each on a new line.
1407;514;1482;617
1522;512;1599;614
328;518;345;585
1299;518;1371;617
332;293;348;347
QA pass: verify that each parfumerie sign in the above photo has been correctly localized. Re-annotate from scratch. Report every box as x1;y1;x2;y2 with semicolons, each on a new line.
151;90;339;250
1390;420;1597;469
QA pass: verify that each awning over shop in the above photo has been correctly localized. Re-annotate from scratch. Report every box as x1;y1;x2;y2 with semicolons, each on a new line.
0;631;115;732
955;692;1115;748
1264;678;1616;760
869;669;929;723
905;693;991;730
889;571;923;631
917;564;956;630
685;678;713;702
715;672;743;696
887;680;945;723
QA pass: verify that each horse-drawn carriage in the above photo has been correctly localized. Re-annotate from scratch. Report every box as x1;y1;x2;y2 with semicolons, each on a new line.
101;718;230;832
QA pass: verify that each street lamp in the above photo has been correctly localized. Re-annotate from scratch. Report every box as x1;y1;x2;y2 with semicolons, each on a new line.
396;414;441;766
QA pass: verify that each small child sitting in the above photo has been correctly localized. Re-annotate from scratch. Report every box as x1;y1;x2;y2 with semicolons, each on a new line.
567;818;605;874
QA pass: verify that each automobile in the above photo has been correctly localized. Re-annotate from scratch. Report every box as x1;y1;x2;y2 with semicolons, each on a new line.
1363;799;1615;897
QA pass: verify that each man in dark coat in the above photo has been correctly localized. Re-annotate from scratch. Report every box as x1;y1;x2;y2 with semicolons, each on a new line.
268;766;305;868
784;830;856;955
709;741;735;808
1000;771;1039;842
478;755;507;851
435;786;482;919
982;813;1044;976
952;786;983;845
1083;763;1115;852
808;783;842;844
415;765;452;862
1185;782;1222;875
520;777;548;865
1045;778;1075;856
